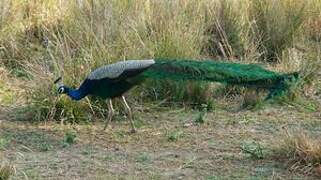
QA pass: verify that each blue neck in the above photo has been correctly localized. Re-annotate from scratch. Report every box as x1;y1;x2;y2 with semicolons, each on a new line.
65;87;87;101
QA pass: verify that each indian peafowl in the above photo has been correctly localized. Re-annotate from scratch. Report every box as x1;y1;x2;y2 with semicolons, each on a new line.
55;58;299;132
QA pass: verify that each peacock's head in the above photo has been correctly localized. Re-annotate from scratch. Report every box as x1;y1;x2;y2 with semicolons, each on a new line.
57;86;67;94
54;77;67;94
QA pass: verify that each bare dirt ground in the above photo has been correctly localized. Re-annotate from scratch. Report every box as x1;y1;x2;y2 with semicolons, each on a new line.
1;102;321;179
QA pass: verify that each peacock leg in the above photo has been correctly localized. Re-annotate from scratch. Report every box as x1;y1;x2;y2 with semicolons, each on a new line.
121;96;136;133
104;99;114;130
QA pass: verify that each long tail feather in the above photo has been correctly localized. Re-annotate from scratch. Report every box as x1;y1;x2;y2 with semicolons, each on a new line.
143;58;299;98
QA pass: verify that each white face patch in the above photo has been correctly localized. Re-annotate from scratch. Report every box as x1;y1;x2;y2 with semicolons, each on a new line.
58;86;65;94
88;59;155;80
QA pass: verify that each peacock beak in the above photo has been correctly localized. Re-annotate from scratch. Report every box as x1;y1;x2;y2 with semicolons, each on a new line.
54;77;64;92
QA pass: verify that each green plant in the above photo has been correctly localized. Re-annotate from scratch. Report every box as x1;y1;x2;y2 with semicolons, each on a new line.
241;140;264;159
167;129;184;142
194;105;208;124
62;130;77;147
24;169;40;180
39;142;53;152
135;152;151;164
81;146;94;156
0;138;9;150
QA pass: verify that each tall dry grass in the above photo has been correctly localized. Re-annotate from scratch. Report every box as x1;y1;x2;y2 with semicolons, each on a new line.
274;129;321;176
0;0;320;122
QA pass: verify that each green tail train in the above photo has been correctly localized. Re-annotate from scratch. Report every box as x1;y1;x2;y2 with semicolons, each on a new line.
142;58;299;100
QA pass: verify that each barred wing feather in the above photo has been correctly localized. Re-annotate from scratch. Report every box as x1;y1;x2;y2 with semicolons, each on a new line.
88;59;155;80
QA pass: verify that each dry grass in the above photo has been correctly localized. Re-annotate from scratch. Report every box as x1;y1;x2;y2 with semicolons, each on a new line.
0;164;14;180
1;104;320;179
250;0;308;62
274;128;321;176
0;0;320;122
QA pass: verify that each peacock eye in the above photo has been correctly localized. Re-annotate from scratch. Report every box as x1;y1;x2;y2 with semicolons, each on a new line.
58;87;64;94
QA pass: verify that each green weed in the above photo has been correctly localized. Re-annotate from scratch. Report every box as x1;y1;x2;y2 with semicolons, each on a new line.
241;140;264;159
62;130;77;147
81;146;94;156
135;152;152;165
24;169;40;180
194;108;207;124
39;142;53;152
0;138;10;150
167;130;184;142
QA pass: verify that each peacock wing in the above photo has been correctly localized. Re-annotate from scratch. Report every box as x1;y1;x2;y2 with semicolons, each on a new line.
87;59;155;81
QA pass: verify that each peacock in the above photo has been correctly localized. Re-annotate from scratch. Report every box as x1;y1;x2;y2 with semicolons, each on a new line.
55;58;299;132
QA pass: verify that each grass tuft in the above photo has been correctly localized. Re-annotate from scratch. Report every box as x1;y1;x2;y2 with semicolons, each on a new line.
0;164;14;180
250;0;307;62
194;107;207;124
273;129;321;175
62;130;77;147
0;138;10;151
167;129;184;142
241;140;264;159
203;0;251;59
135;152;152;165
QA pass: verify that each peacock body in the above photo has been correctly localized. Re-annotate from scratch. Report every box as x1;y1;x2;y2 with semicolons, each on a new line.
56;58;298;132
58;58;298;101
59;59;156;100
